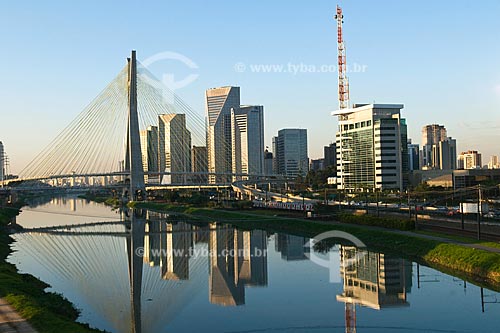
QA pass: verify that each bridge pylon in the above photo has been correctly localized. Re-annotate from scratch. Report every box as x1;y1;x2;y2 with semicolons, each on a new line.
124;50;146;201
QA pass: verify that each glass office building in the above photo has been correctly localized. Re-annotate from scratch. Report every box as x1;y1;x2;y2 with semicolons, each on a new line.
334;104;408;191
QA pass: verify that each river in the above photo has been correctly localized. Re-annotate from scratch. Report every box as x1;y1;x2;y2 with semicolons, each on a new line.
7;196;500;332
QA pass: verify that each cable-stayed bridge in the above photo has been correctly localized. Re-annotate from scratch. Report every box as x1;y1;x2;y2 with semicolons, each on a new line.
4;51;280;197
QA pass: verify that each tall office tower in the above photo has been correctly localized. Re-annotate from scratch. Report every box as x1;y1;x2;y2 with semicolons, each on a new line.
488;155;499;169
139;126;159;184
333;104;408;191
191;146;208;183
231;105;264;181
263;149;273;175
421;124;457;170
0;141;4;182
457;150;482;169
324;143;337;169
158;114;192;184
273;129;309;178
422;124;447;146
437;138;457;170
206;86;240;183
407;139;420;171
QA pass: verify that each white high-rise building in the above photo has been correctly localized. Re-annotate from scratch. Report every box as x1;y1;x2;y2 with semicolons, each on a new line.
140;126;159;184
158;114;191;184
206;86;240;183
231;105;264;181
333;104;408;191
457;150;482;170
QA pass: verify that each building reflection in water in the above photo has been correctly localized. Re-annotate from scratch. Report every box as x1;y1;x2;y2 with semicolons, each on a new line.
336;245;412;332
12;207;423;333
141;212;268;307
275;234;309;261
209;223;268;306
143;212;194;280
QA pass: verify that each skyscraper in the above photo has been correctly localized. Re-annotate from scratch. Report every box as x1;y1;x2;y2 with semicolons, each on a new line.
158;114;191;184
139;126;159;184
333;104;408;191
264;149;273;175
324;143;337;169
407;139;420;171
206;86;240;183
421;124;457;170
273;129;309;178
192;146;208;183
231;105;264;181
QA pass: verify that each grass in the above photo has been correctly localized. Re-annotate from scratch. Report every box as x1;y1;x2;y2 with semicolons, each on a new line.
78;193;120;207
415;230;480;243
415;230;500;249
336;212;415;230
130;202;270;221
0;205;104;333
481;242;500;250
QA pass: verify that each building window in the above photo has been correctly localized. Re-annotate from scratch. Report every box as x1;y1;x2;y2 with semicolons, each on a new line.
376;166;397;170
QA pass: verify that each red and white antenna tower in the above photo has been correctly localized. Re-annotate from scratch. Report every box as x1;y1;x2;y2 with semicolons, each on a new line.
335;5;350;110
334;4;351;191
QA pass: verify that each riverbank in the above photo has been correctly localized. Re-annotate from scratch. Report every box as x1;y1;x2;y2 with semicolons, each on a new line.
132;202;500;289
78;193;121;207
0;205;103;333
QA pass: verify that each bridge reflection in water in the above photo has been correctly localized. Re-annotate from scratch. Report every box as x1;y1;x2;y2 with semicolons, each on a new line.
11;210;271;332
11;209;415;333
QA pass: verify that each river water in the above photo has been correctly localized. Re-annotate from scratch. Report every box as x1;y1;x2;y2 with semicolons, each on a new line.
7;196;500;333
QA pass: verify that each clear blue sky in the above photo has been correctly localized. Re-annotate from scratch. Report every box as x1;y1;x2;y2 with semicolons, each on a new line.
1;0;499;173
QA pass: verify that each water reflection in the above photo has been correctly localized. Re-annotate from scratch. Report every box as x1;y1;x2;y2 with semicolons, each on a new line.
337;246;411;309
275;234;309;261
337;246;411;332
8;201;500;333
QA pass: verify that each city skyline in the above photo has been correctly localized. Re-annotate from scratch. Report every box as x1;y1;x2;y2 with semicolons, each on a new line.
2;2;500;332
0;1;499;173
